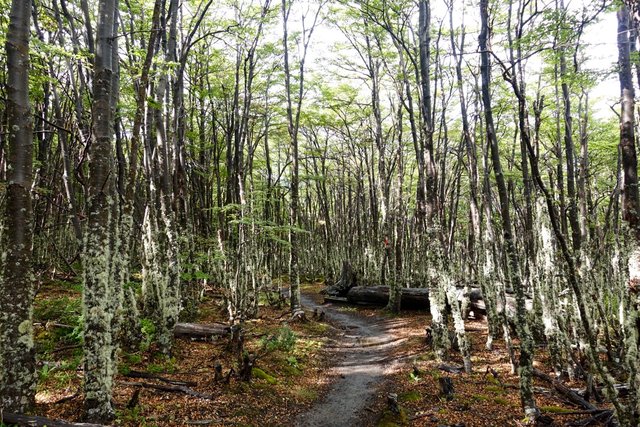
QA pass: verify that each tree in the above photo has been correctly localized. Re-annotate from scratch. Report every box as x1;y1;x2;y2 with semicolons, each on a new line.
478;0;537;418
281;0;322;317
82;0;120;421
618;3;640;424
0;0;36;413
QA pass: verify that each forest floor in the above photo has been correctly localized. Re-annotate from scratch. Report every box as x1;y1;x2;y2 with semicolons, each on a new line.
28;277;612;426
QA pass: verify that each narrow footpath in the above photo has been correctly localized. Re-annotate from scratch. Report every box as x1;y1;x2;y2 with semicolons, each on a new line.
295;294;408;427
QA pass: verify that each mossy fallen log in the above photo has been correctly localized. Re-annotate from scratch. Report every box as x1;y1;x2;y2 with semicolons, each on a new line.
343;286;486;313
346;286;431;309
173;322;230;340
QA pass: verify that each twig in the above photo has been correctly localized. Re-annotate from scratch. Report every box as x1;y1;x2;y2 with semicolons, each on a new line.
124;370;197;387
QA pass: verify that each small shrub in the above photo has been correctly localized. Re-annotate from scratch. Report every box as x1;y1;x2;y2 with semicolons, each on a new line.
140;318;156;351
260;326;297;353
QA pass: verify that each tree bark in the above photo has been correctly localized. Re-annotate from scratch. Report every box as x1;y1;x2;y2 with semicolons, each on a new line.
82;0;120;421
0;0;36;413
618;4;640;425
418;0;438;226
479;0;537;417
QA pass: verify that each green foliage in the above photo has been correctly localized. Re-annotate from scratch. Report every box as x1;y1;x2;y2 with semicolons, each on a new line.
34;296;83;353
286;355;299;368
117;406;154;427
38;363;53;382
260;326;297;353
398;391;421;402
147;356;177;374
409;371;421;382
34;296;81;327
140;318;156;351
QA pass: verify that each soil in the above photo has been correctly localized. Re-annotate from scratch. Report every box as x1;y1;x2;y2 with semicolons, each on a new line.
295;294;408;426
28;278;615;427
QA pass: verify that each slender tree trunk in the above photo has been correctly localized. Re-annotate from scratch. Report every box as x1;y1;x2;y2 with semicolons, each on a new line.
418;0;437;227
618;4;640;423
0;0;36;413
479;0;537;418
558;0;581;252
282;0;301;314
82;0;120;421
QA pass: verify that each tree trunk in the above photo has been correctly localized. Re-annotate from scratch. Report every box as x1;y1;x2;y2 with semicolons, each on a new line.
82;0;120;421
479;0;537;417
0;0;36;413
618;4;640;425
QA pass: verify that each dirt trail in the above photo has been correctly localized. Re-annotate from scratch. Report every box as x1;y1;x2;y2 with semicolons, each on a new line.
295;294;407;427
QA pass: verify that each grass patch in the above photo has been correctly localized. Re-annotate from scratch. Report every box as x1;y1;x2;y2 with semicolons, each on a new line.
34;296;81;327
485;385;504;393
399;391;421;402
291;385;318;401
301;321;330;334
147;356;177;374
493;397;510;405
471;394;489;402
541;405;576;414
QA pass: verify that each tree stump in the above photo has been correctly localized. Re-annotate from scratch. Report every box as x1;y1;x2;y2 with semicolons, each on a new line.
214;361;223;383
229;325;244;367
439;377;454;401
290;309;307;322
239;353;254;382
325;261;357;296
387;393;400;414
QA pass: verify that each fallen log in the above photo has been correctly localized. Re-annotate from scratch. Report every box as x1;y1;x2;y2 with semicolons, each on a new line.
174;323;230;340
532;369;597;410
338;286;535;318
575;383;629;398
325;261;357;296
0;413;105;427
124;370;197;386
346;286;429;309
120;381;213;400
344;286;486;313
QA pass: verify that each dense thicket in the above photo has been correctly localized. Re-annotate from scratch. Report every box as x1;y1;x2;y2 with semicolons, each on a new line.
0;0;638;424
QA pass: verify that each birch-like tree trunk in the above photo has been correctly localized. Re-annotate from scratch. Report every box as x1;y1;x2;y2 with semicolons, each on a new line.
281;0;322;316
618;4;640;424
82;0;120;421
479;0;537;418
0;0;36;413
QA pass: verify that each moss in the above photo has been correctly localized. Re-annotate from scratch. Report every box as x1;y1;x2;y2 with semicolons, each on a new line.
485;385;504;393
302;321;330;334
125;353;142;364
399;391;421;402
485;374;501;385
252;367;277;384
493;397;510;405
471;394;489;402
377;408;408;426
291;386;317;401
540;405;575;414
281;364;302;377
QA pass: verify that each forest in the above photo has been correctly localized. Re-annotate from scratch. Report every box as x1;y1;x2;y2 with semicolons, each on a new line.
0;0;638;426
